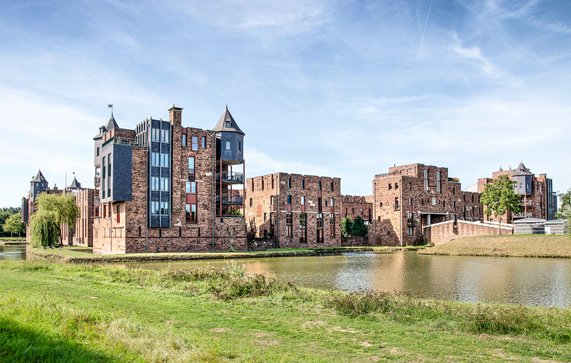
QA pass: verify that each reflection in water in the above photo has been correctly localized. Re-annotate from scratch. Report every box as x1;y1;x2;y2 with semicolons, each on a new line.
0;244;26;260
129;251;571;307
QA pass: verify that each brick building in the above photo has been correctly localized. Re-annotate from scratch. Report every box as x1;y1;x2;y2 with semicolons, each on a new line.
245;173;341;247
371;163;483;246
340;195;373;223
92;106;247;254
477;162;557;222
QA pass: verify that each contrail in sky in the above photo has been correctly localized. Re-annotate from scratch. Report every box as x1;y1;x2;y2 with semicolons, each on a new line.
416;0;433;62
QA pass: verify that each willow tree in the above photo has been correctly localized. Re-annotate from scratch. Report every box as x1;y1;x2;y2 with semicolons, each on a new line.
32;193;79;246
480;175;522;234
30;210;60;248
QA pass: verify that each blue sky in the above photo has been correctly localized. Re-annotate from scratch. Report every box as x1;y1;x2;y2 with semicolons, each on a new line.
1;0;570;207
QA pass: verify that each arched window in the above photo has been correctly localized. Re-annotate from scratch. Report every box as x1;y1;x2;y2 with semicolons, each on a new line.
225;141;231;150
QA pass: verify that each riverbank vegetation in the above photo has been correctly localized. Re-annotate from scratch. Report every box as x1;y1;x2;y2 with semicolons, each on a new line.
27;245;405;263
419;234;571;258
1;260;569;361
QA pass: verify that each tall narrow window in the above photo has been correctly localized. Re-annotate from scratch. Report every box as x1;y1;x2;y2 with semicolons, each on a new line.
188;157;195;171
201;136;206;148
116;205;120;223
287;195;292;204
182;134;187;147
225;141;230;150
423;169;429;191
318;180;322;191
302;178;305;190
301;196;305;205
238;141;242;151
330;214;335;237
191;136;198;151
436;170;441;193
286;212;293;237
288;176;291;188
330;181;334;192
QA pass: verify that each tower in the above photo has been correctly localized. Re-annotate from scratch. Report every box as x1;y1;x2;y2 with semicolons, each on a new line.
213;106;245;218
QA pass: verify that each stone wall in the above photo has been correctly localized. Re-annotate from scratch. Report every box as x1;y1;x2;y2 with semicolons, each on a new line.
425;220;513;245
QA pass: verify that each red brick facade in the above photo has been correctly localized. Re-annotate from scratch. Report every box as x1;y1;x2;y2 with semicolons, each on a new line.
370;163;483;246
245;173;342;247
340;195;373;223
93;106;247;254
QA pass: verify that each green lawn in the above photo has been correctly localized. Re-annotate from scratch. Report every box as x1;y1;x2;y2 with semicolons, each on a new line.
0;260;569;362
420;234;571;258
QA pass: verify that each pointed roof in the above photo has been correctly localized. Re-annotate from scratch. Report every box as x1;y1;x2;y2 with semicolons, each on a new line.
213;106;245;135
68;176;82;190
513;161;532;176
106;114;119;130
31;169;47;183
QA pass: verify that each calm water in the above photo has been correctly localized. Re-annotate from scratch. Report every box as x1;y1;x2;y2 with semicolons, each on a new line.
0;244;26;260
129;251;571;307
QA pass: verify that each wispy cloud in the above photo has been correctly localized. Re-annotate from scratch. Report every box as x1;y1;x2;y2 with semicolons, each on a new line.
449;33;503;79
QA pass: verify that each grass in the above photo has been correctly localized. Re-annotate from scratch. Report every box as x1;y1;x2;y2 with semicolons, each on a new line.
0;260;570;362
27;245;400;263
420;234;571;258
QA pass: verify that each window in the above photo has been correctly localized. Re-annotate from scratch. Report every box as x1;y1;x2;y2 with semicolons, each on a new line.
188;157;195;171
408;227;414;236
395;182;398;189
161;129;169;143
191;136;198;151
201;136;206;148
225;141;231;150
330;181;334;192
318;180;322;191
261;178;264;190
288;176;291;188
287;195;292;204
186;204;197;223
160;153;169;167
102;156;106;178
302;178;305;190
286;212;293;237
185;181;191;193
161;178;169;192
238;141;242;151
151;153;160;167
299;213;307;243
151;177;160;191
151;128;160;142
409;197;413;206
160;201;169;215
436;170;441;193
394;197;399;210
96;147;99;157
116;205;120;223
151;201;159;215
271;177;274;189
431;197;437;206
301;196;305;205
423;169;429;191
190;181;196;193
249;198;253;207
107;154;111;178
329;214;335;237
388;183;392;190
225;121;232;128
182;134;187;147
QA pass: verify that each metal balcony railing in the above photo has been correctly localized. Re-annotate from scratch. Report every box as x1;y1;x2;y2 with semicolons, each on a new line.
218;172;244;184
217;196;243;205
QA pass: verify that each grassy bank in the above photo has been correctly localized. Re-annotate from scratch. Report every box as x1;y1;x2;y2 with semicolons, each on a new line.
1;261;570;361
28;245;404;263
419;234;571;258
0;237;26;246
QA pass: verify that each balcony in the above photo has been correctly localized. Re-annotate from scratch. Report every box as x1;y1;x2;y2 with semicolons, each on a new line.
218;171;244;184
216;196;243;205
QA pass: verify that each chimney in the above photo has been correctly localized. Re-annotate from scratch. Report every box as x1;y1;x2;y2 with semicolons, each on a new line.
169;104;183;127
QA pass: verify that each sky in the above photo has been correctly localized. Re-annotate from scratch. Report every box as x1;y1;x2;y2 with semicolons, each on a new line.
1;0;570;207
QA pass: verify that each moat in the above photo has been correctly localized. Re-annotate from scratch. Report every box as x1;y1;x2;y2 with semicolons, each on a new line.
3;246;570;307
128;251;571;308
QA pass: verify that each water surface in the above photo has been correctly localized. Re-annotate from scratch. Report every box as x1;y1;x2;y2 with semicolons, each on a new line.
129;251;571;307
0;244;26;260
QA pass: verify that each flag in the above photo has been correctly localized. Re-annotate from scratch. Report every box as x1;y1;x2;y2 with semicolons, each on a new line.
107;104;113;108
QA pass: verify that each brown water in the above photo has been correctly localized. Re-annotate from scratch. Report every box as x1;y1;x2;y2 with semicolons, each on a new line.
129;251;571;307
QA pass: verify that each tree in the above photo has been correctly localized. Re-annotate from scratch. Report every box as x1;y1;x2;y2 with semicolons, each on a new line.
30;210;60;248
3;213;24;237
557;190;571;235
352;216;368;237
341;217;353;238
32;193;79;246
480;175;522;233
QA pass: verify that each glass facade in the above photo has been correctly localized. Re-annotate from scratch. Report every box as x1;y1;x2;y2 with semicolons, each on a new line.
148;119;171;228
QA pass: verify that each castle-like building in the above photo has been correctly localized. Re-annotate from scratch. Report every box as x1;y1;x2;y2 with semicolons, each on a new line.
89;106;247;253
22;105;560;252
477;162;557;222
